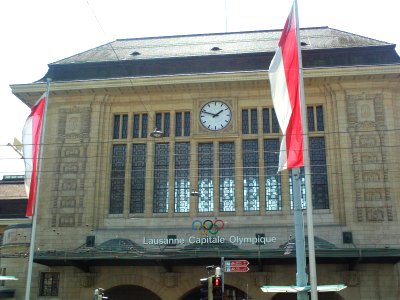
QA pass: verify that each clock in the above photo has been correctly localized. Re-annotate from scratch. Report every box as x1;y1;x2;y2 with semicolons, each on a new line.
199;100;232;131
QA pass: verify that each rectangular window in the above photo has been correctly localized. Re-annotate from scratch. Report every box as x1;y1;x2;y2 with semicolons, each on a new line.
310;137;329;209
242;109;258;134
198;143;214;212
307;105;325;132
251;109;258;134
39;272;60;296
175;112;191;137
242;109;249;134
175;112;182;137
155;112;170;137
109;144;126;214
264;139;282;210
174;142;190;212
132;113;148;138
243;140;260;211
153;143;169;213
130;144;146;213
271;108;279;133
219;142;235;212
113;114;128;139
262;108;270;133
184;112;191;136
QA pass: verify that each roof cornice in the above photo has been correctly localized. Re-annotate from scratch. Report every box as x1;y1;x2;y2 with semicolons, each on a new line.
11;64;400;106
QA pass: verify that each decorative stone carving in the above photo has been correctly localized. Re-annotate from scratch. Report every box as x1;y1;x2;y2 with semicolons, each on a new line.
164;273;177;287
366;207;385;222
342;271;359;286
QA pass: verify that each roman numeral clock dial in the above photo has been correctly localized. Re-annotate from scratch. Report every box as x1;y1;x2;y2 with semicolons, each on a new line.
199;101;232;131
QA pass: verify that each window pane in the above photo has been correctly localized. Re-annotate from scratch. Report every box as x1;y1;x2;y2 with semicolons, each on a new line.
263;108;270;133
174;142;190;212
271;109;279;133
164;112;170;137
184;112;191;136
307;106;315;132
219;142;235;212
251;109;258;134
39;273;60;296
109;144;126;214
243;140;259;211
242;109;249;134
155;113;162;131
264;139;282;210
310;137;329;209
153;143;169;213
133;114;140;138
113;115;120;139
141;114;148;137
198;143;213;212
175;112;182;137
121;114;128;138
316;105;324;131
130;144;146;213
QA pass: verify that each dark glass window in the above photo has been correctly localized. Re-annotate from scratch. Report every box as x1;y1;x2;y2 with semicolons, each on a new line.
242;109;249;134
155;113;162;131
109;144;126;214
174;142;190;212
175;112;182;137
271;109;279;133
113;114;128;139
113;115;120;139
198;143;214;212
243;140;259;211
153;143;169;213
262;108;270;133
219;142;235;212
307;106;315;132
130;144;146;213
264;139;282;210
184;112;191;136
310;137;329;209
142;114;148;137
164;112;170;137
251;109;258;134
39;272;60;296
133;114;140;138
316;105;324;131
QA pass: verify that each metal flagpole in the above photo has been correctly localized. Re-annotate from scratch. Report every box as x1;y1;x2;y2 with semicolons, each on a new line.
25;78;51;300
294;0;318;299
292;167;308;300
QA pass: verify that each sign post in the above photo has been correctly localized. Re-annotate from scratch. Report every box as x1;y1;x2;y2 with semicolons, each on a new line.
224;260;249;273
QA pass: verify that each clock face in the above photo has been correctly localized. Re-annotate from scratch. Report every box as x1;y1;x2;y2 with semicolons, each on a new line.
199;101;232;131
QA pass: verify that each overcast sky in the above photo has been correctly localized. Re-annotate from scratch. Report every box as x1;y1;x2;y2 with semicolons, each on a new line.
1;0;399;177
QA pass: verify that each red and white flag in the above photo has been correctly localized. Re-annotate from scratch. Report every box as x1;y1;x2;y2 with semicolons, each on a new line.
22;94;46;216
269;4;304;172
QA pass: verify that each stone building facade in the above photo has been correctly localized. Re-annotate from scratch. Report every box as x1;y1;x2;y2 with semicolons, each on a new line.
5;27;400;299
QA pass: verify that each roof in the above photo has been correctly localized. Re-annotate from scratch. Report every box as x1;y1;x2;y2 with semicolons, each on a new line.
53;27;393;65
30;27;397;83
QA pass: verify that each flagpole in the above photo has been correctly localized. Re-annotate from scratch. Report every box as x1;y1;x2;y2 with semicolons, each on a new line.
25;78;51;300
294;1;318;299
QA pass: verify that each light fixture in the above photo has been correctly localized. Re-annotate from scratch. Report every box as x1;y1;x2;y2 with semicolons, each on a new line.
190;190;199;197
150;128;163;138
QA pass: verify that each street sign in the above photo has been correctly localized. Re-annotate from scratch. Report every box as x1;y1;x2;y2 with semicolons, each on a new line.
225;266;249;272
224;260;249;272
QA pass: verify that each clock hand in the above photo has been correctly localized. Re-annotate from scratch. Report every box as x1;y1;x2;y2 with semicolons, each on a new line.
202;110;218;117
213;110;224;118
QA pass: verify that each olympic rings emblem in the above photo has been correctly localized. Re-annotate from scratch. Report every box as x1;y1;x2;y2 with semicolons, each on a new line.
192;219;225;235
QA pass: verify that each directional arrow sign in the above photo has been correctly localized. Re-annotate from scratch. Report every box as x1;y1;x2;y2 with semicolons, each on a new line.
225;266;249;272
225;260;250;272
